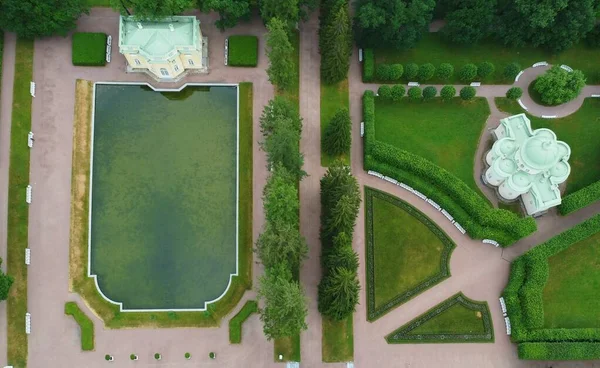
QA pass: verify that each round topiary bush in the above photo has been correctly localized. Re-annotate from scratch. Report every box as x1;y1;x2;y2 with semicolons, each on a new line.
404;63;419;80
504;62;521;80
460;86;477;100
185;352;191;360
478;61;495;79
437;63;454;81
459;63;478;82
418;63;435;81
389;64;404;81
390;84;406;101
377;85;392;100
408;86;422;101
533;66;586;105
440;85;456;100
375;64;392;81
154;353;161;361
130;354;137;361
422;86;437;100
105;355;113;361
209;352;216;359
506;87;523;100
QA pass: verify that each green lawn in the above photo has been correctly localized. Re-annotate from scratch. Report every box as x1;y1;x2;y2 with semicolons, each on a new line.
322;316;353;362
320;80;350;166
374;97;490;194
72;33;107;66
65;302;95;351
274;334;301;362
7;38;33;368
365;188;455;321
228;35;258;67
409;303;485;335
374;32;600;84
543;231;600;328
495;98;600;194
228;300;258;344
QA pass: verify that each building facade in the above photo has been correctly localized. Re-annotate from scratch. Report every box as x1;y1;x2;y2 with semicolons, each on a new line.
118;16;208;80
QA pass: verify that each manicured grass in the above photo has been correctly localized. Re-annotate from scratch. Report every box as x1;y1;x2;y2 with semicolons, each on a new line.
495;98;600;194
7;38;33;368
69;81;253;327
228;35;258;67
320;80;349;167
374;97;490;194
365;188;455;321
228;300;258;343
65;302;95;351
72;33;107;66
274;334;301;362
543;231;600;328
386;293;494;343
374;32;600;84
322;316;353;362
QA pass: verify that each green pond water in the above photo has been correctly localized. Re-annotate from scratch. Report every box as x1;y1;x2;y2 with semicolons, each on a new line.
90;84;237;310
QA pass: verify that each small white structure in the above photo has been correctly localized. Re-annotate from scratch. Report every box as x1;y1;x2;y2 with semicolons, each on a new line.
483;114;571;216
29;82;35;97
25;248;31;265
25;313;31;334
26;185;32;204
27;132;34;148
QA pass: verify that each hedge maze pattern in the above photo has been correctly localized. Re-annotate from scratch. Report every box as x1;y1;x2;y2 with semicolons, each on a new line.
365;187;455;321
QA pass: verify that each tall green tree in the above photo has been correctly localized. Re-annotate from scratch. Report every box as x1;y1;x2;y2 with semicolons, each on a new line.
197;0;250;29
260;0;299;29
0;260;14;301
112;0;193;19
320;162;360;230
255;222;308;271
260;97;302;135
322;108;351;157
261;118;305;179
257;263;308;339
353;0;435;49
0;0;89;38
533;66;586;105
318;267;360;320
441;0;495;44
263;166;299;226
266;18;296;91
324;194;360;241
320;4;352;84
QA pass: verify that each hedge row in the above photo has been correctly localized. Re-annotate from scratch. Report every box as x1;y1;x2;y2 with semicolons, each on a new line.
363;49;374;82
518;342;600;360
228;300;258;343
72;32;107;67
559;180;600;215
363;91;536;246
228;35;259;67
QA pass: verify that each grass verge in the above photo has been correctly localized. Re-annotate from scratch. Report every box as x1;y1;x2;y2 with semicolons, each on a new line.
65;301;95;351
274;334;301;362
320;79;349;167
322;316;353;362
228;300;258;343
68;81;253;327
228;35;259;67
72;33;107;67
7;38;34;368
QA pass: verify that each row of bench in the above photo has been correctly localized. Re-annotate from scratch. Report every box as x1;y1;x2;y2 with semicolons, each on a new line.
106;35;112;63
499;297;511;335
224;38;229;66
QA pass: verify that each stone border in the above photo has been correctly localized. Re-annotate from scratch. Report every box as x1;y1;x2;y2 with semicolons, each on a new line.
385;292;494;343
88;82;240;312
365;187;456;322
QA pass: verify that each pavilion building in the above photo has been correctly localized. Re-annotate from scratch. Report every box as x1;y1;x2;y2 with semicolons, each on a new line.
483;114;571;217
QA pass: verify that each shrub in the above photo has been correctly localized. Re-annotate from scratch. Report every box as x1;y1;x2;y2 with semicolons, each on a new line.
185;352;191;359
228;35;259;67
408;86;422;101
559;181;600;215
390;85;405;101
363;49;374;82
418;63;435;81
64;302;94;351
459;63;478;82
389;64;404;80
533;66;586;105
323;108;351;156
376;64;392;81
504;62;521;80
209;352;216;359
518;342;600;360
585;24;600;47
377;85;392;99
459;86;476;100
477;61;495;79
422;86;437;100
436;63;454;81
72;32;107;67
229;300;258;343
404;63;419;79
154;353;161;360
440;85;456;100
506;87;523;100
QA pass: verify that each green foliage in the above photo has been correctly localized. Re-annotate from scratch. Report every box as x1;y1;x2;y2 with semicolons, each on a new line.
504;62;521;80
477;61;495;78
375;64;392;81
418;63;435;81
459;86;476;100
320;3;352;84
64;302;94;351
229;300;258;343
441;0;495;45
72;33;107;66
436;63;454;80
533;66;586;105
115;0;192;19
408;86;422;101
260;0;299;29
318;267;360;320
422;86;437;100
440;85;456;100
390;85;405;101
389;64;404;80
322;242;359;271
266;18;296;91
378;85;392;99
198;0;250;29
559;180;600;215
518;342;600;360
363;49;375;82
323;108;351;157
585;23;600;47
506;87;523;100
404;63;419;79
228;35;258;67
459;63;478;82
0;0;89;38
0;259;14;301
260;96;302;135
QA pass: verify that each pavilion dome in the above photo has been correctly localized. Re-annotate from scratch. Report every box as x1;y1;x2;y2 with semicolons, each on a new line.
520;136;560;171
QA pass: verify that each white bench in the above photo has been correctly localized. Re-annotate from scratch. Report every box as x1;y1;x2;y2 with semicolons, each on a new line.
383;176;398;185
25;313;31;334
107;35;112;46
454;222;466;234
413;190;427;200
358;48;363;62
26;185;32;204
25;248;31;265
532;61;548;68
504;316;511;335
30;82;35;97
483;239;500;247
542;115;557;119
399;183;413;192
591;94;600;98
499;297;507;315
517;99;528;111
515;71;524;82
27;132;34;148
360;122;364;137
426;198;441;211
407;82;420;87
470;82;481;87
560;64;573;73
224;38;229;66
106;43;112;63
441;209;454;221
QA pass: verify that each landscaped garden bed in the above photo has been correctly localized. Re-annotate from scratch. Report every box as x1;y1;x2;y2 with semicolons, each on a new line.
65;302;94;351
365;187;455;321
229;300;258;344
72;32;107;66
228;35;258;67
386;292;494;344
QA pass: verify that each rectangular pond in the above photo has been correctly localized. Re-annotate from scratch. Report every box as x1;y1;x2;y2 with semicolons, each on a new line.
89;83;238;310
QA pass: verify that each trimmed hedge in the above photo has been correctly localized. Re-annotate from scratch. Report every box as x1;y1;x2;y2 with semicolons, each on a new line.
72;33;107;67
64;302;94;351
518;342;600;360
363;49;374;82
228;36;259;67
229;300;258;343
363;91;536;246
559;180;600;215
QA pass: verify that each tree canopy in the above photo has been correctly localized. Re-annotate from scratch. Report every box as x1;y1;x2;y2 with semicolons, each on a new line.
113;0;193;19
441;0;495;45
197;0;250;29
0;259;13;301
320;4;352;84
533;66;586;105
266;18;297;91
